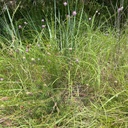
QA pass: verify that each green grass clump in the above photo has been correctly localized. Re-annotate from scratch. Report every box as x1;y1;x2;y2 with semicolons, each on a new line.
0;1;128;128
0;29;128;127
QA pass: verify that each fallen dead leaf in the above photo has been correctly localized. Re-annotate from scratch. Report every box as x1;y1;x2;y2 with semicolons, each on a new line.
0;97;9;101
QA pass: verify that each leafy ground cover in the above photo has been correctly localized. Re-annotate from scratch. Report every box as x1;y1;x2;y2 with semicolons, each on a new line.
0;1;128;128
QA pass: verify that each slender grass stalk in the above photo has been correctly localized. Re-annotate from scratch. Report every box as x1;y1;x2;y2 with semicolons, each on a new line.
54;0;57;40
5;5;16;38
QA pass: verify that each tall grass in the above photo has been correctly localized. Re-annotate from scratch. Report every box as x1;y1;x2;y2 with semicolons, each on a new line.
0;0;128;127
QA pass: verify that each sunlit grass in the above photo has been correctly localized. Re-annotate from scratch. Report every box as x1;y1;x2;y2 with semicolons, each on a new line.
0;1;128;127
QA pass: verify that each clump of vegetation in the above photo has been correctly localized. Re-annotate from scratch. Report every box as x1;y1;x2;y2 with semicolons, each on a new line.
0;0;128;127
